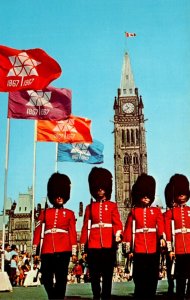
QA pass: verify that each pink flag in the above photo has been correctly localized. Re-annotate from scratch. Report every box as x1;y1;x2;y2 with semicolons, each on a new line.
125;32;136;37
8;86;71;120
0;45;62;92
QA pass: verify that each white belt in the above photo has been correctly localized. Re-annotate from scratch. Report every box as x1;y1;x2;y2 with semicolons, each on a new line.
91;223;112;228
175;228;190;234
44;228;68;234
136;228;156;233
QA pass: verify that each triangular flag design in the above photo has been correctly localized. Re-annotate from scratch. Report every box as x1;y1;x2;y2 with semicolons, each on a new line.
0;45;61;92
8;86;71;120
57;140;104;164
36;115;92;143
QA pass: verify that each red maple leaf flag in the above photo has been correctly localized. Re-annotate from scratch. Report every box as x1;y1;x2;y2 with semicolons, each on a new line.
36;115;93;143
0;45;62;92
125;32;136;37
8;86;71;120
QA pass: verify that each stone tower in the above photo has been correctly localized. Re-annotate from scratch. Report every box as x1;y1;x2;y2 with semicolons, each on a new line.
113;52;148;225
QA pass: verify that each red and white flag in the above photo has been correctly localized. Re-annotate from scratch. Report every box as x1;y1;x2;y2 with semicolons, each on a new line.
36;115;92;143
0;45;62;92
8;86;71;120
125;32;136;38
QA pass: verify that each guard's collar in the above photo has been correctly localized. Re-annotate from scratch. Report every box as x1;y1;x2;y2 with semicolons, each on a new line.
53;205;64;209
96;199;108;203
176;203;186;207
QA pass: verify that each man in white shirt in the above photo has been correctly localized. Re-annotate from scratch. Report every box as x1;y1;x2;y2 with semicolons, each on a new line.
9;244;19;259
4;243;11;276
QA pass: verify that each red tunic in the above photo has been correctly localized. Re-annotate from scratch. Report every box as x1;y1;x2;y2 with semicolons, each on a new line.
33;207;77;254
164;205;190;254
73;264;83;276
80;200;123;249
123;207;165;253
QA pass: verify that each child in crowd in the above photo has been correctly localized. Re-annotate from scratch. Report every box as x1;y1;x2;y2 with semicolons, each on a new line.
10;254;19;286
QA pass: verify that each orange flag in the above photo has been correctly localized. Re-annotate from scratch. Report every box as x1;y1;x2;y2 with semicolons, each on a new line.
36;115;92;143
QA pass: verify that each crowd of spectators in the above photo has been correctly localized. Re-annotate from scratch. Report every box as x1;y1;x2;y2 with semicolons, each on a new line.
1;244;167;287
2;243;40;287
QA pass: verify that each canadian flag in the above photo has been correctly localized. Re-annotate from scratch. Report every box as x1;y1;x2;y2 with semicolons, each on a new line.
125;32;136;38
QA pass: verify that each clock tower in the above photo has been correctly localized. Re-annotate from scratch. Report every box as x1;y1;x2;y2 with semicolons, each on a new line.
113;52;148;225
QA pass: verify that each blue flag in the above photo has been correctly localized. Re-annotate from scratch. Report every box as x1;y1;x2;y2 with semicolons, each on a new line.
57;140;104;164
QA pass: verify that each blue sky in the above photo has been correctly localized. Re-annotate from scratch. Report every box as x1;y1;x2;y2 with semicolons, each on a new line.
0;0;190;214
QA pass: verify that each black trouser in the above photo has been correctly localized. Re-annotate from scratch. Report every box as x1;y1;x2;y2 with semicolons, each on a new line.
166;253;175;295
5;260;10;276
87;248;116;299
133;253;160;300
41;252;71;300
175;254;190;300
76;275;81;283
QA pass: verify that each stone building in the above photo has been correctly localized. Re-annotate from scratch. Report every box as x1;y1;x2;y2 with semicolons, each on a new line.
113;52;148;225
6;187;35;253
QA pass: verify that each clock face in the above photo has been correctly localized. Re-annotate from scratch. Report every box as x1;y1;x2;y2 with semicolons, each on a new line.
122;102;135;114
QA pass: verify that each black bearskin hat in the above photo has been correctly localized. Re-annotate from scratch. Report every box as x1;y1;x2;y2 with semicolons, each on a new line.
88;167;112;200
131;173;156;206
164;182;174;208
166;174;190;204
47;172;71;205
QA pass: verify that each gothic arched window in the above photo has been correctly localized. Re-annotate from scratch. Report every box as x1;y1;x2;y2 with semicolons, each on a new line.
127;129;130;144
136;129;139;144
131;129;134;144
122;129;125;144
124;154;130;165
133;153;139;165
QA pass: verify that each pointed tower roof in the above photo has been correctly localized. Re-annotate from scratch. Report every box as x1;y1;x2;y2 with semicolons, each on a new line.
120;52;136;97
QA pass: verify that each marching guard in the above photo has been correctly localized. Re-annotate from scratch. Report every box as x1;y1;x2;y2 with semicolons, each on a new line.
164;174;190;300
164;182;177;297
122;173;166;299
80;167;123;300
33;172;77;300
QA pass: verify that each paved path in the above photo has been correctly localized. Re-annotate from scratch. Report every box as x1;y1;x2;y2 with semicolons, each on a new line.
0;280;169;300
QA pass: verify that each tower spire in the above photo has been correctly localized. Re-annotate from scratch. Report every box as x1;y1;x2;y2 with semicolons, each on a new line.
120;52;136;97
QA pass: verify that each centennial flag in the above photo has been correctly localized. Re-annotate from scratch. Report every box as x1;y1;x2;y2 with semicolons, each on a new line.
57;139;104;164
125;32;136;37
36;115;92;143
8;86;71;120
0;45;62;92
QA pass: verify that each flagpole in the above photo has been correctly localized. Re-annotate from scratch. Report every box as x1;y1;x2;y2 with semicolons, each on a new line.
0;117;12;291
2;118;10;271
31;121;37;265
55;143;58;172
124;32;127;53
